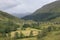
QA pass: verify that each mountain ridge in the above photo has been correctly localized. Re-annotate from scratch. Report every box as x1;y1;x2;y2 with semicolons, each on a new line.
22;1;60;22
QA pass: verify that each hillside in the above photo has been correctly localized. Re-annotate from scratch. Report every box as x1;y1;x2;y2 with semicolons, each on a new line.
0;11;24;33
22;0;60;22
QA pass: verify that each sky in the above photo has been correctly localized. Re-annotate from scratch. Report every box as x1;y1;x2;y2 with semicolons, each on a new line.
0;0;56;14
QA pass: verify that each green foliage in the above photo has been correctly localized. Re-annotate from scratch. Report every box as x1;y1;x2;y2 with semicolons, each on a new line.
0;11;21;35
0;20;20;33
14;32;19;39
22;24;32;29
19;32;25;38
32;23;40;29
29;31;33;37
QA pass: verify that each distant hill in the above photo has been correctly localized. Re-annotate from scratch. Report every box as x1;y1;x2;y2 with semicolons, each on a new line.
22;0;60;22
11;13;32;18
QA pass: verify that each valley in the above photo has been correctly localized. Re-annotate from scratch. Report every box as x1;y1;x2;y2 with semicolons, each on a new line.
0;0;60;40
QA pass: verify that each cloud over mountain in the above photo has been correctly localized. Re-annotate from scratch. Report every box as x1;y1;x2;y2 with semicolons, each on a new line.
0;0;56;14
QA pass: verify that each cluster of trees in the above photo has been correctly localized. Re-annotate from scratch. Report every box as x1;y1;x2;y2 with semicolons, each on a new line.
0;20;20;37
22;23;40;30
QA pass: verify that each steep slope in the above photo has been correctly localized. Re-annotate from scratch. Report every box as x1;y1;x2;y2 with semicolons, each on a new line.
22;0;60;22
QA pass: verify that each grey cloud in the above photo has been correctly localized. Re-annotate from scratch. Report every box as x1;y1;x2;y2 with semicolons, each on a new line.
0;0;21;10
0;0;56;14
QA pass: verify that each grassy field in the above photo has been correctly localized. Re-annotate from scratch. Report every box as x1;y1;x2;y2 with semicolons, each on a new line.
17;37;37;40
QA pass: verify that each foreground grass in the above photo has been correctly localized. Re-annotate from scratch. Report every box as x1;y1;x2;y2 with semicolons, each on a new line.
0;37;37;40
17;37;37;40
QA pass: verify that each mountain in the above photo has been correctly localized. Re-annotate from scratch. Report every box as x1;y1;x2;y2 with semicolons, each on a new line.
0;11;24;33
11;13;32;18
22;0;60;22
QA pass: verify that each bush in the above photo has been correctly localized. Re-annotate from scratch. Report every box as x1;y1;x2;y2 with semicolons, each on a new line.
29;31;33;37
14;32;19;39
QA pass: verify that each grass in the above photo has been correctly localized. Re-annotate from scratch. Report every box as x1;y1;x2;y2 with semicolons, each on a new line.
17;37;37;40
41;31;60;40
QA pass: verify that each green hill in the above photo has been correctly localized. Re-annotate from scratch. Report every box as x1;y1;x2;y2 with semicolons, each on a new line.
22;0;60;22
0;11;24;33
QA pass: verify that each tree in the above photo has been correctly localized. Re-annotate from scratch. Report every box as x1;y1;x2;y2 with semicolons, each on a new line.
14;32;19;39
19;32;24;38
37;31;41;40
47;26;56;32
29;31;33;37
22;24;32;30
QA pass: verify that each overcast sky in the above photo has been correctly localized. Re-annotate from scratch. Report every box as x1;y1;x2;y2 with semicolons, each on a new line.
0;0;56;14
